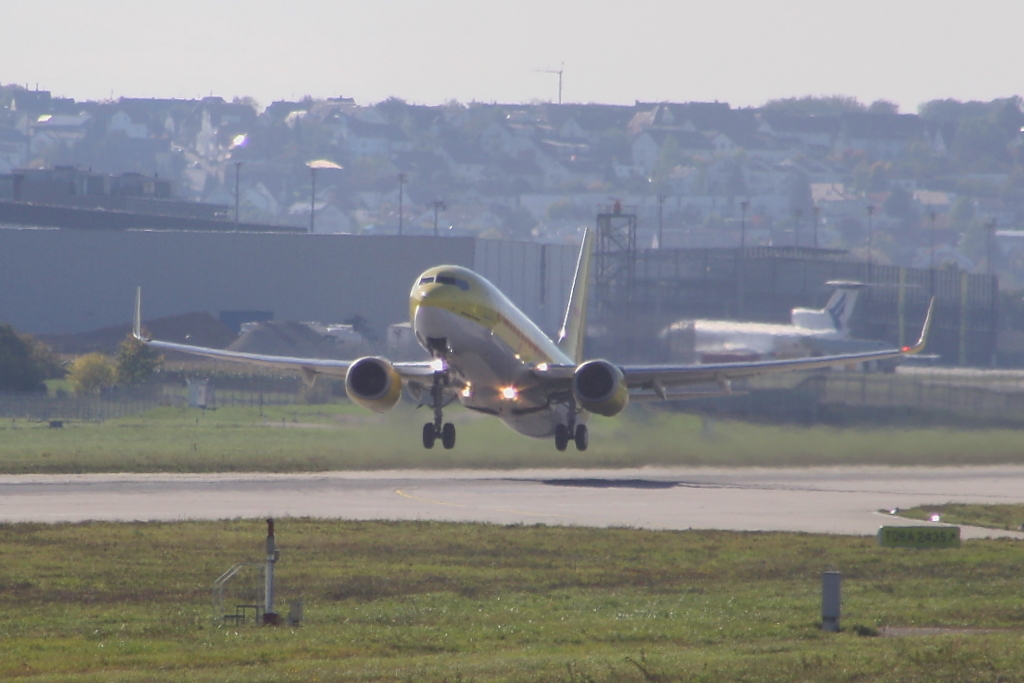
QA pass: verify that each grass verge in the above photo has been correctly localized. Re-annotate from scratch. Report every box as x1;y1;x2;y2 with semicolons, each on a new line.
3;402;1024;474
2;519;1024;682
897;504;1024;531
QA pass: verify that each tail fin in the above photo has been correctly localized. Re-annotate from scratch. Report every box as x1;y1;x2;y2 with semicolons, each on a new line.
556;228;594;363
791;281;866;334
822;281;864;334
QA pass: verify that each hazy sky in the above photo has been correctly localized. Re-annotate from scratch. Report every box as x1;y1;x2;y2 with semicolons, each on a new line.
4;1;1023;113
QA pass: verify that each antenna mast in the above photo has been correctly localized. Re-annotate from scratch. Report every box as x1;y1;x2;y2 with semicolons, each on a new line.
536;63;564;104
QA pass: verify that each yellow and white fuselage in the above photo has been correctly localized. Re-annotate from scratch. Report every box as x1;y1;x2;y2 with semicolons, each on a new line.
410;265;583;438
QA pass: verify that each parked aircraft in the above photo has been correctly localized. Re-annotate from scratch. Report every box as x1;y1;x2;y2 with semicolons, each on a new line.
661;282;872;363
134;231;932;451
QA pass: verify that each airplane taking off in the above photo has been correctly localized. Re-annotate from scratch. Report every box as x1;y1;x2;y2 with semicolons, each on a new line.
661;282;870;363
134;230;932;452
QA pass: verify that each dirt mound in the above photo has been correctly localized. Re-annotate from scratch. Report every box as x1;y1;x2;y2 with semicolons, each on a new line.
39;312;237;355
227;320;357;359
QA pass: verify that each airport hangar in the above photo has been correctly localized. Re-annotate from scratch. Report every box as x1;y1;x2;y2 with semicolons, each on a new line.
0;227;581;339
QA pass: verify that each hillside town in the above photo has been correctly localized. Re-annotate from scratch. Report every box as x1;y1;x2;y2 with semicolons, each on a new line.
2;85;1024;287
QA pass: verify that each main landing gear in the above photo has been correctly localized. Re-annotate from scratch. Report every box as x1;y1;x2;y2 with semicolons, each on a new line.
554;422;588;452
422;369;456;450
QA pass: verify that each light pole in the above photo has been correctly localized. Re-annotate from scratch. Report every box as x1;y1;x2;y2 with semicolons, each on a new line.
740;200;749;250
794;208;802;247
432;200;446;237
306;160;343;234
657;195;665;249
929;210;937;296
398;173;407;236
866;205;876;282
234;161;242;224
987;218;997;276
812;205;820;249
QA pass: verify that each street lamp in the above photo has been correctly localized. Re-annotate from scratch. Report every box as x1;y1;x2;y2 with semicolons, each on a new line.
306;159;343;234
740;200;749;250
929;210;937;296
234;161;242;224
432;200;446;237
657;195;665;249
794;209;802;247
866;205;876;282
398;173;407;236
812;205;820;249
987;219;997;276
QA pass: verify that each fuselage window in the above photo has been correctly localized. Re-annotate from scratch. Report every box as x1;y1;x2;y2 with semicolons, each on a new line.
419;276;435;285
436;275;470;291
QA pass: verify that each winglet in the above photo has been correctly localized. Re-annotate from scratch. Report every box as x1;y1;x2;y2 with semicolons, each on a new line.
901;297;934;355
556;228;594;363
133;287;147;341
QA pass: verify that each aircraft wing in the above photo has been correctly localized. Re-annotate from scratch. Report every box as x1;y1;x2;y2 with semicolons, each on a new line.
622;298;934;395
132;289;436;383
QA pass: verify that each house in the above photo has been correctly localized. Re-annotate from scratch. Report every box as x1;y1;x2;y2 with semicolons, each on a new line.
835;112;928;159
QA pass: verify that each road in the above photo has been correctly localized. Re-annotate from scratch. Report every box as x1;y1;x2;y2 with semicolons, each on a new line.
2;466;1023;538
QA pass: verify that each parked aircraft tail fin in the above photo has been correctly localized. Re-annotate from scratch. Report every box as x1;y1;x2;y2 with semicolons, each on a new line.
791;281;867;334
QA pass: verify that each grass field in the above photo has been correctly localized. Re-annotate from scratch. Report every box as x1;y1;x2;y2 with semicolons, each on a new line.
3;519;1024;682
2;401;1024;474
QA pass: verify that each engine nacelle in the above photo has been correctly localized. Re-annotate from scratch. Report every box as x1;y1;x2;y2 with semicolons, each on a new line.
573;359;629;417
345;356;403;413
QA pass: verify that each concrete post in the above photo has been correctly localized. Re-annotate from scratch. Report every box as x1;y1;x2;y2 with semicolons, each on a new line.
822;571;841;632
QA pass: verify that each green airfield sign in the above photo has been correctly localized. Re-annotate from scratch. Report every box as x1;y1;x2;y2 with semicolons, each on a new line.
877;526;961;548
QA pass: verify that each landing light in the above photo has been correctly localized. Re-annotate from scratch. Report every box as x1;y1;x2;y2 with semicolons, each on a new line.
501;386;518;400
536;362;549;372
461;384;473;398
430;358;446;372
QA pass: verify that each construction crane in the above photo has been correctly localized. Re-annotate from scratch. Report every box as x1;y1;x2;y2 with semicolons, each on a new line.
535;63;564;105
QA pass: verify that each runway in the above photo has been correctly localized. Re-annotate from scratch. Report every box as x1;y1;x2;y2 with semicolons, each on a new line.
3;466;1024;538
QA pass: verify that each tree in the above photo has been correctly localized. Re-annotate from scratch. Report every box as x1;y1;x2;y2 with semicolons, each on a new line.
0;324;46;392
68;353;115;396
868;100;899;114
883;185;915;223
761;95;866;116
114;333;163;386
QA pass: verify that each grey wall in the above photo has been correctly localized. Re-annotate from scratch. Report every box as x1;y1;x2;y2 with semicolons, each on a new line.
0;229;581;338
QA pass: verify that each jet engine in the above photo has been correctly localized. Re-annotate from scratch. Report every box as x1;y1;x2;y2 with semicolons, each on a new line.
345;357;403;413
572;360;629;416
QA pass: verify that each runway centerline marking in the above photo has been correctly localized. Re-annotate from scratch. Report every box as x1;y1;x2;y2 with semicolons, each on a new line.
395;488;558;519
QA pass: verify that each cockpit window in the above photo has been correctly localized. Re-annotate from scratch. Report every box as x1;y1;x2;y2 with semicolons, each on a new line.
418;276;435;285
435;275;470;290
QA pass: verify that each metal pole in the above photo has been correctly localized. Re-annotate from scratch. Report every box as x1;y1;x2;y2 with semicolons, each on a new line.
740;200;748;250
929;210;937;297
398;173;406;236
812;205;820;248
309;168;316;233
264;518;278;623
234;161;242;224
794;209;802;247
657;195;665;249
866;205;875;282
432;200;445;237
988;219;996;276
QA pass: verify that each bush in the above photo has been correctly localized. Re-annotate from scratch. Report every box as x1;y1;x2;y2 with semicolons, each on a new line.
68;353;116;396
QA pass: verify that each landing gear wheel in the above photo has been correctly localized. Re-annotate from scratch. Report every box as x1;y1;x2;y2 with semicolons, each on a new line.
422;422;436;449
441;422;456;449
554;424;569;452
574;424;589;451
